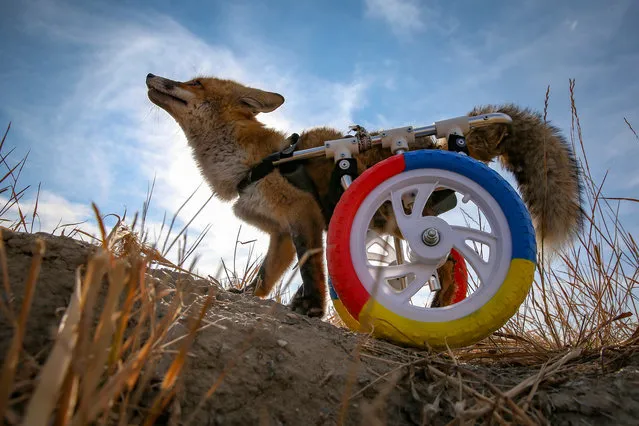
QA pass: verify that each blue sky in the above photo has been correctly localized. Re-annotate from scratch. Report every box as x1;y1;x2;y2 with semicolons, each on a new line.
1;0;637;279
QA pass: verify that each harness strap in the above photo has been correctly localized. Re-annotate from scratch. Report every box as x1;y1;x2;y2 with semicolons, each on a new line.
237;133;301;193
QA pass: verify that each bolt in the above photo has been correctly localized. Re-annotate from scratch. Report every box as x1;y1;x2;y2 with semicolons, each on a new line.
340;152;346;158
422;228;440;246
407;127;413;132
326;143;331;148
456;138;466;147
351;140;357;144
338;159;350;170
396;140;403;145
381;132;387;137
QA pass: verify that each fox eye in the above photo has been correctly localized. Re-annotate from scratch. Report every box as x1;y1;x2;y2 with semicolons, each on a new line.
187;80;203;87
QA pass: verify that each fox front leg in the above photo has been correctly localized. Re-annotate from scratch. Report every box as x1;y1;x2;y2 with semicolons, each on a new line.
248;232;296;297
230;203;296;296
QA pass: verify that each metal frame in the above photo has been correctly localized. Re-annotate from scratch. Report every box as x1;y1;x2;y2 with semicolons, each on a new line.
272;112;513;171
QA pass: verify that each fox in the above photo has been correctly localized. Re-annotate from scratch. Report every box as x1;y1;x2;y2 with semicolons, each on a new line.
146;73;584;318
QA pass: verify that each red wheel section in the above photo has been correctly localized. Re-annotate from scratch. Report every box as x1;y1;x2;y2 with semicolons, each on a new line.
326;155;406;320
450;248;469;304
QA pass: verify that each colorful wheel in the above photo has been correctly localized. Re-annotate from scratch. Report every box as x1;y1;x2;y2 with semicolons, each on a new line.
326;150;536;349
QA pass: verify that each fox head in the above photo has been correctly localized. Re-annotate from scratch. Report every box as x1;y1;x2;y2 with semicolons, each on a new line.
146;73;285;125
146;73;287;200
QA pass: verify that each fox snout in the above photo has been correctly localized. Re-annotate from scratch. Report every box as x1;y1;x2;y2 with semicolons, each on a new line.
146;73;171;89
146;73;176;90
146;73;195;112
146;73;174;91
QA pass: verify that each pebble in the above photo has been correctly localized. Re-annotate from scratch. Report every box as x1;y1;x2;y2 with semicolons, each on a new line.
277;339;289;348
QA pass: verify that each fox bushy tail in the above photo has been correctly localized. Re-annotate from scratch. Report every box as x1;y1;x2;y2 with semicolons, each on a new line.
465;104;585;250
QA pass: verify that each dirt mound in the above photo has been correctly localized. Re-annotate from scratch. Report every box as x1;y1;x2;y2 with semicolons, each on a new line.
2;229;639;425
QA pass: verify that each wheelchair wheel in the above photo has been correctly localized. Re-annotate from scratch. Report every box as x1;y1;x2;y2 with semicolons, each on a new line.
326;150;536;349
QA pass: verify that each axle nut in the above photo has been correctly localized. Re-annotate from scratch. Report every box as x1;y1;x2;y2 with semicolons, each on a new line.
422;228;440;246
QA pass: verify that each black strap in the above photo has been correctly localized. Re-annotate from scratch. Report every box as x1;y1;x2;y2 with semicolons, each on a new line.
237;133;300;192
320;158;358;224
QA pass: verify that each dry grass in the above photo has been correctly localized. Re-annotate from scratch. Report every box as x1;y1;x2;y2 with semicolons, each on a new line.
0;79;637;425
0;120;229;424
0;123;38;235
0;182;229;425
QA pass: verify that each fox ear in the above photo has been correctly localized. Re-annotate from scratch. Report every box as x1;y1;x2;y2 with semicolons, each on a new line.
240;88;285;114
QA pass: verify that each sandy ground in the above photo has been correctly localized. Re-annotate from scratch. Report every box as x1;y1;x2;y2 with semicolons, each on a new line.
2;229;639;425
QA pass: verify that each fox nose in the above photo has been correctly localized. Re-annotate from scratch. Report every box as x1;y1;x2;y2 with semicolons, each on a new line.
146;73;155;80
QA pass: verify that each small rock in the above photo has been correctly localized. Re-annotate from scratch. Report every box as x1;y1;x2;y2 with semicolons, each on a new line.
277;339;288;348
216;292;233;301
283;313;299;324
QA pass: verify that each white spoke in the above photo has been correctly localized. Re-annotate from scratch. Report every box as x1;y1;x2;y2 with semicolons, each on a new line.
369;262;413;280
398;266;437;303
366;235;394;252
452;239;493;284
451;226;497;250
390;182;438;233
365;230;397;265
367;253;394;264
369;262;437;303
410;182;439;218
366;241;393;256
390;190;409;222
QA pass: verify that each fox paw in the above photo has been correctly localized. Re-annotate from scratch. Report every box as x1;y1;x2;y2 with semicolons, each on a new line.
289;287;325;318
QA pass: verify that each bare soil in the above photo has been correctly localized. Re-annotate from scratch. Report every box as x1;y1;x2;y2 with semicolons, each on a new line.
2;229;639;425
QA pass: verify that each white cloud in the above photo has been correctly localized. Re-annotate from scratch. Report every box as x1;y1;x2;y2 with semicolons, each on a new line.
14;0;370;281
1;189;100;239
364;0;426;36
